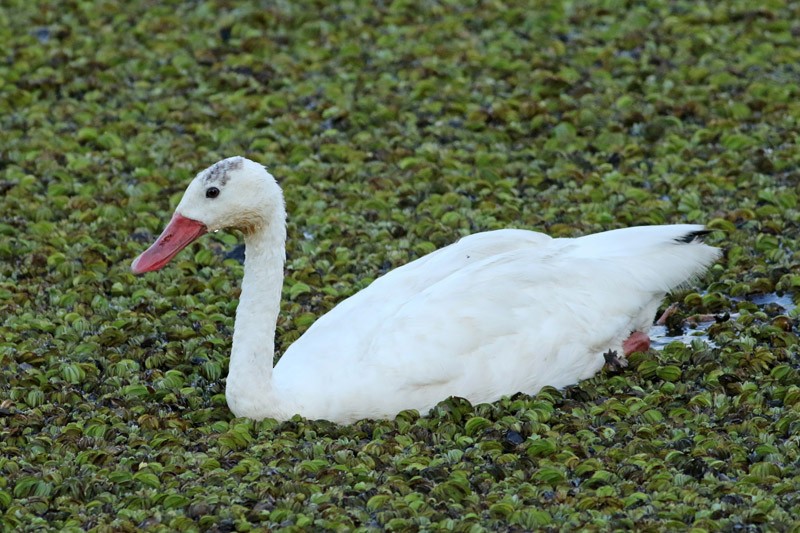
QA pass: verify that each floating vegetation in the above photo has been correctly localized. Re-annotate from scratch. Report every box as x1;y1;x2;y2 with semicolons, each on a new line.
2;0;800;530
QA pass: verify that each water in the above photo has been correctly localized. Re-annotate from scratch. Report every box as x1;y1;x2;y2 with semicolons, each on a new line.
748;292;795;309
649;292;796;350
649;319;717;349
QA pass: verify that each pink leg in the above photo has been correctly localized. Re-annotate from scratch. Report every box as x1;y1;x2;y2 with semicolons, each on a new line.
623;331;651;356
656;303;678;325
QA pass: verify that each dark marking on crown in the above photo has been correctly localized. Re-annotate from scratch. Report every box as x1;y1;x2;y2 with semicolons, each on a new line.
201;157;244;187
675;229;712;244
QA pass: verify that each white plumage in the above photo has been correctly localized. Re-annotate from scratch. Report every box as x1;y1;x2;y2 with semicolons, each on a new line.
132;157;720;424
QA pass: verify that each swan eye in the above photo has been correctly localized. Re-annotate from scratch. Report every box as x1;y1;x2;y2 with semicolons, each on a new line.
206;187;220;199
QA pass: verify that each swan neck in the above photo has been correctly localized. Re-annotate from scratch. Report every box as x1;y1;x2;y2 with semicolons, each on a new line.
226;210;288;419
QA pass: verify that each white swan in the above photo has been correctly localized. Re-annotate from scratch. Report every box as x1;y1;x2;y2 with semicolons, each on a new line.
132;157;720;424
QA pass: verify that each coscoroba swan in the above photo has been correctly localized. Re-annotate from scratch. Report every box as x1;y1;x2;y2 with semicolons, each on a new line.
132;157;720;424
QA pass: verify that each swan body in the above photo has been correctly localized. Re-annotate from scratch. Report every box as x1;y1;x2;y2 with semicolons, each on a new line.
132;157;720;423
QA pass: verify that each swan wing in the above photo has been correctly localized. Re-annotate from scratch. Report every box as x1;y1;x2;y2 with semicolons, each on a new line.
276;225;719;422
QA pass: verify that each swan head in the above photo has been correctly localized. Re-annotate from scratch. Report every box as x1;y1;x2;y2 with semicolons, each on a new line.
131;156;283;274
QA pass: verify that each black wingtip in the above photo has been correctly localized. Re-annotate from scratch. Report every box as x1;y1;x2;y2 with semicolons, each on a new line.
675;229;713;244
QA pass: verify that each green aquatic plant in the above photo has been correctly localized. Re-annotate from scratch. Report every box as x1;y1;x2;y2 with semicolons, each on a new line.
1;0;799;530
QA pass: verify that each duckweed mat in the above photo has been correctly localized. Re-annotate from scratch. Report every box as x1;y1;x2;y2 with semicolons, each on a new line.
1;0;799;531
